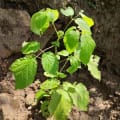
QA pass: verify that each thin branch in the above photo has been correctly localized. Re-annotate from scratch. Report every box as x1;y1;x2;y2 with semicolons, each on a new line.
60;58;67;63
43;45;54;52
64;18;74;31
52;23;59;54
64;13;80;31
52;23;58;34
36;45;54;58
60;59;68;72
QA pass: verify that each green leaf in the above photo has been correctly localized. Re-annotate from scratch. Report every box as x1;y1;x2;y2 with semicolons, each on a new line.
44;72;57;78
40;79;60;90
63;82;74;91
79;12;94;27
56;55;60;60
74;18;91;34
22;41;40;54
9;56;37;89
74;42;81;59
42;52;59;75
58;50;69;56
63;82;89;111
87;55;101;80
67;56;80;74
46;8;59;23
35;89;47;101
57;30;64;39
63;27;80;54
30;10;49;35
51;41;60;47
57;72;67;78
60;7;74;16
69;83;89;111
76;84;89;111
80;34;96;64
41;100;50;117
48;89;72;120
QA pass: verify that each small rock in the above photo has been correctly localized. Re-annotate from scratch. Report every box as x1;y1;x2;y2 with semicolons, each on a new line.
14;89;25;98
0;93;29;120
0;78;31;120
115;91;120;96
25;88;35;105
27;106;32;110
0;93;18;107
0;8;30;58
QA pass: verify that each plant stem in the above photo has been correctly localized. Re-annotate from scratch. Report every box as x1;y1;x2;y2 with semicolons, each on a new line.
52;23;58;34
64;13;81;31
36;45;54;58
64;18;73;31
52;23;59;54
43;45;54;52
60;58;67;63
60;59;68;72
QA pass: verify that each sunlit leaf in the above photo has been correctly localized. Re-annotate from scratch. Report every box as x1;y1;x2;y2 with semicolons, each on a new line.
67;56;80;74
44;72;57;78
74;18;91;34
42;52;59;75
63;26;80;54
48;89;72;120
79;12;94;27
80;34;96;64
70;83;89;111
40;79;60;90
22;41;40;54
30;10;49;35
60;7;74;16
63;82;89;111
58;50;69;56
35;89;46;101
10;56;37;89
57;30;64;39
62;82;74;91
87;55;101;80
56;55;60;60
46;8;59;23
74;42;81;60
57;72;67;78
